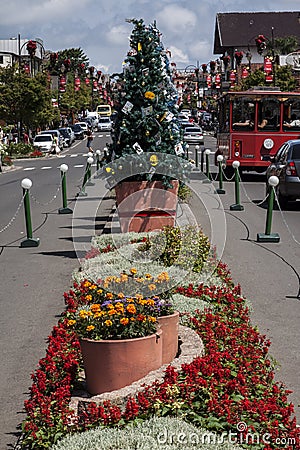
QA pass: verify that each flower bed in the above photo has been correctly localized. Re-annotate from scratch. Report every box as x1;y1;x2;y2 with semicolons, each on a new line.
20;231;300;449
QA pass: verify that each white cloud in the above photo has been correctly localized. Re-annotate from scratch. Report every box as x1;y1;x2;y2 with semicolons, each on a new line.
157;4;197;34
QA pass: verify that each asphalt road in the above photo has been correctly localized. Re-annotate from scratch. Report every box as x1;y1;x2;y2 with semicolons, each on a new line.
0;133;299;449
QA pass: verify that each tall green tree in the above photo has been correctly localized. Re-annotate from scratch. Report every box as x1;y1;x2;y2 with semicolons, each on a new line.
0;65;56;131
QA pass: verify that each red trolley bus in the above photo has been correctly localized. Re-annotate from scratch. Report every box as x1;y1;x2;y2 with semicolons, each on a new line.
216;88;300;174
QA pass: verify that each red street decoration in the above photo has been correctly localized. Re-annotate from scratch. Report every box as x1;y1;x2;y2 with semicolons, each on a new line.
64;59;71;71
93;80;98;92
221;54;231;69
241;67;249;79
59;76;66;93
234;51;244;66
85;77;90;86
26;40;37;57
206;74;212;88
265;74;273;83
74;77;81;92
24;63;30;74
78;63;85;73
229;71;236;88
215;73;221;89
201;63;207;73
50;52;58;67
264;57;273;75
255;34;267;55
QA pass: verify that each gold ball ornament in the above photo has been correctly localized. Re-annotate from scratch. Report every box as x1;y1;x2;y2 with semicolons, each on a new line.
145;130;150;136
149;154;158;166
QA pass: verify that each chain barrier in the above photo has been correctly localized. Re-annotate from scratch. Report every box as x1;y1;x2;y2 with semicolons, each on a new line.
0;192;26;234
29;184;61;206
239;173;269;206
221;166;235;181
273;189;300;246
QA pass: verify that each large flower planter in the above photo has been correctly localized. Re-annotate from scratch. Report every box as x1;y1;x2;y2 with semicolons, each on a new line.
80;329;162;395
115;180;179;233
158;310;180;364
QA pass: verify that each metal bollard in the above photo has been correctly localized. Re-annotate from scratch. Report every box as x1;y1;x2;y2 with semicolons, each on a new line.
257;176;280;242
78;156;94;196
185;144;189;159
95;149;101;171
20;178;40;247
195;145;199;168
216;154;225;194
230;160;244;210
203;148;212;183
58;164;73;214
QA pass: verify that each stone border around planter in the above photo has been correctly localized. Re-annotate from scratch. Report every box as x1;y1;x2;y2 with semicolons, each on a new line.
70;325;204;413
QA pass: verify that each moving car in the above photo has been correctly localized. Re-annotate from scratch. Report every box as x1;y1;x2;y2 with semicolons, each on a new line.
266;139;300;207
183;126;204;145
75;122;89;135
97;116;113;132
33;134;53;153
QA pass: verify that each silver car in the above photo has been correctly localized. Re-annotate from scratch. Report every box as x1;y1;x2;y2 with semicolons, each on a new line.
97;117;112;132
266;139;300;207
183;126;204;145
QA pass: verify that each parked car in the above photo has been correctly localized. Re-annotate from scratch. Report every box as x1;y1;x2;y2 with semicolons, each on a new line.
70;123;85;140
75;121;89;135
39;129;64;149
266;139;300;207
58;127;75;147
97;116;113;132
183;126;204;145
33;133;53;153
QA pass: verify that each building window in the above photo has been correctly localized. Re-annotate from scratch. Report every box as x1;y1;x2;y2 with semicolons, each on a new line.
0;55;4;64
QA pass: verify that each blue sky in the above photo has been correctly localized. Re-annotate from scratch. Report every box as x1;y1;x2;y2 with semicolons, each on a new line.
0;0;299;73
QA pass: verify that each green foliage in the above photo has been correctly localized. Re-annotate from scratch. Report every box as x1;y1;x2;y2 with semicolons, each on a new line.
177;182;192;203
51;416;244;450
0;65;55;130
137;225;210;273
241;64;297;91
7;142;34;156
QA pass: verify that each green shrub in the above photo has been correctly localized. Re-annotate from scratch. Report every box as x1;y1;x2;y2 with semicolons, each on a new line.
51;416;245;450
177;182;192;203
8;142;34;157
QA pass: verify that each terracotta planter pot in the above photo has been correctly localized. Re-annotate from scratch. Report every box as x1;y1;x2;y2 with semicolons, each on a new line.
115;180;179;232
80;329;162;395
158;310;179;364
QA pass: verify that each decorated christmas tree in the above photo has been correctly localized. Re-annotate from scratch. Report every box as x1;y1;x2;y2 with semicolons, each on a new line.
107;18;191;188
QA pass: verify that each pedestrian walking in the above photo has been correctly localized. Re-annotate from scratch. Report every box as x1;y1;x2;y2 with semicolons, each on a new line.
86;129;94;152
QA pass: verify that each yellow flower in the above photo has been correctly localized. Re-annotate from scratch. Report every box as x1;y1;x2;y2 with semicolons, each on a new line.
120;317;129;325
85;294;92;302
156;271;170;282
130;268;137;275
105;320;112;327
105;167;112;173
89;284;97;290
117;292;125;299
149;316;157;323
108;309;117;316
148;284;156;291
97;289;103;295
120;273;128;282
83;281;91;288
145;273;152;279
106;292;113;299
144;91;155;100
79;310;89;318
127;297;134;303
67;319;76;326
135;294;143;301
86;325;95;332
93;312;102;319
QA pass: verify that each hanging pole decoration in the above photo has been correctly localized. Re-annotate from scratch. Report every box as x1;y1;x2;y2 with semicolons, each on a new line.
58;164;73;214
257;176;280;242
264;57;273;83
241;67;249;80
20;178;40;248
215;73;221;89
230;161;244;211
229;71;236;89
74;76;81;92
255;34;267;55
216;155;225;194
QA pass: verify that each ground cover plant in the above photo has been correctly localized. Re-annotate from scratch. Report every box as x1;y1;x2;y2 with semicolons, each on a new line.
20;230;300;449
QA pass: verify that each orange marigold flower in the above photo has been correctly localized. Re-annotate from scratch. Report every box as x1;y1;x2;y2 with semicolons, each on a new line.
120;317;129;325
108;309;117;315
149;316;157;322
97;289;103;295
130;268;137;275
145;273;152;279
106;292;113;299
85;294;92;301
79;310;89;318
93;312;102;319
83;281;91;288
90;304;101;313
137;314;146;322
86;325;95;331
126;304;137;314
135;294;143;301
90;284;97;290
148;284;156;291
117;292;125;299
